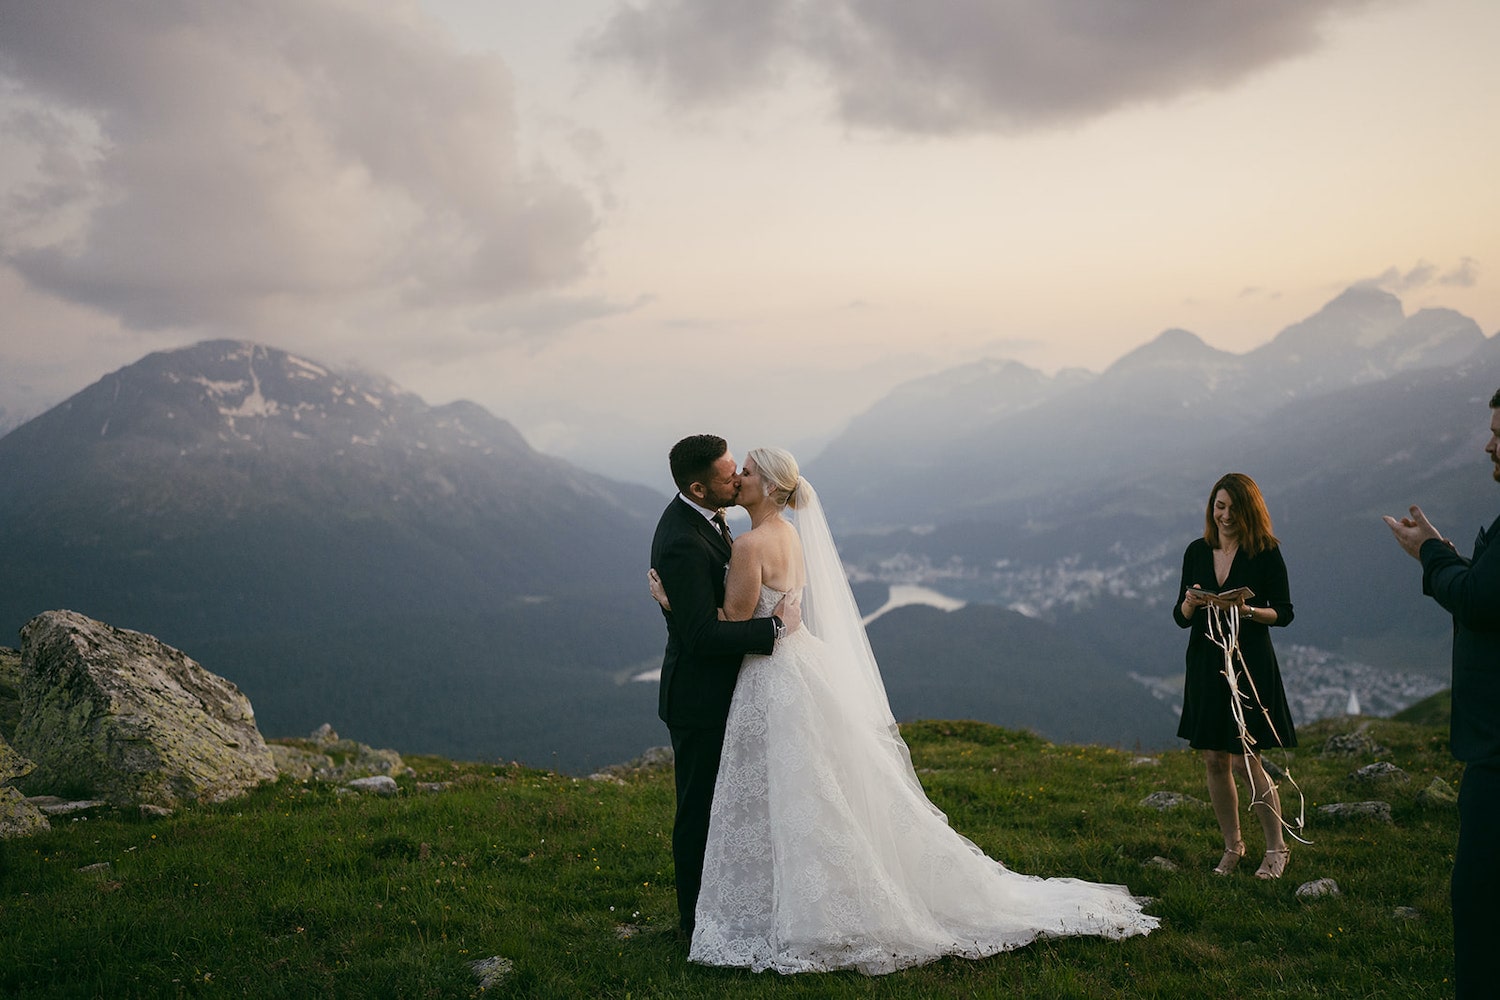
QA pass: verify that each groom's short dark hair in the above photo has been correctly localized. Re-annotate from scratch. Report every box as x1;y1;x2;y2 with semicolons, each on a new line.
670;434;728;494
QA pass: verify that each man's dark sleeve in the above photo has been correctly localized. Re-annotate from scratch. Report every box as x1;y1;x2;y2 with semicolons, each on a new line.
656;536;775;659
1422;538;1500;632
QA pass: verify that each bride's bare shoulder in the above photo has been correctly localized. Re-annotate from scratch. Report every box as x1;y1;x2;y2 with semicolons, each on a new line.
736;519;798;559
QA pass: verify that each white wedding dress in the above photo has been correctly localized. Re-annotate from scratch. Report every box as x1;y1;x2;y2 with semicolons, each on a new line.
688;481;1159;975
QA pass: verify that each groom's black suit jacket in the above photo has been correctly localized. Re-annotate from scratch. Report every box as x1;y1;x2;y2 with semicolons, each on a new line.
650;495;776;730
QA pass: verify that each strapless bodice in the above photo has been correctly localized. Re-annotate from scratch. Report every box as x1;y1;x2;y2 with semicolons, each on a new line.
753;584;788;619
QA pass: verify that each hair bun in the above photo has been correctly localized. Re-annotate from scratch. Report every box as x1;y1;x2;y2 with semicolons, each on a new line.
785;476;807;510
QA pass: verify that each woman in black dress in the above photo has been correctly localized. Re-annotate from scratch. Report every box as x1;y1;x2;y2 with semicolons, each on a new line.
1173;472;1296;879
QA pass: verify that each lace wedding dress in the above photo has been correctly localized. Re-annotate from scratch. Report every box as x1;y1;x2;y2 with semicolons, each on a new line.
688;482;1159;975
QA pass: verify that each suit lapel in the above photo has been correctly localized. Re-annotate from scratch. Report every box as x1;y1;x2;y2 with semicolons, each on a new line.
674;495;732;561
1477;513;1500;560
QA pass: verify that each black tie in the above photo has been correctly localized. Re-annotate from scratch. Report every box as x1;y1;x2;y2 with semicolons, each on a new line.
712;509;733;547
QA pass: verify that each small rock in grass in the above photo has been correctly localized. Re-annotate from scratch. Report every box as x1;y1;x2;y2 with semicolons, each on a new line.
347;775;398;796
1321;728;1389;759
1350;761;1409;784
1140;791;1205;811
1416;777;1458;809
1317;801;1392;823
1296;878;1341;899
469;956;514;990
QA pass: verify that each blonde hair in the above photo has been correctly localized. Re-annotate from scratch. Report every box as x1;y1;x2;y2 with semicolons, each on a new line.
748;446;803;509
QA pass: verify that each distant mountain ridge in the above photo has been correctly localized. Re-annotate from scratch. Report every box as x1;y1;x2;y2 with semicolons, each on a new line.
3;286;1492;771
809;286;1500;691
811;286;1488;528
0;340;669;772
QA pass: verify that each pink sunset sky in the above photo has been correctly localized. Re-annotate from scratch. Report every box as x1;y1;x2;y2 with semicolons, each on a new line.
2;0;1496;483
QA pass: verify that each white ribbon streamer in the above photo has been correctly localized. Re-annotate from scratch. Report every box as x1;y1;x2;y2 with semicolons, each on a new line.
1204;602;1312;846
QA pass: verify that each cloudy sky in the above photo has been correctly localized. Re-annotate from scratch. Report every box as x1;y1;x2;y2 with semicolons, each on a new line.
2;0;1497;486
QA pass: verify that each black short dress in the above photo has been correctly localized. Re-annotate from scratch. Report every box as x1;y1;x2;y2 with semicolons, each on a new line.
1172;537;1297;752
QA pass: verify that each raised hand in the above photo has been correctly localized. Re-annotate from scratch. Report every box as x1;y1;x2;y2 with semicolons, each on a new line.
1382;504;1449;560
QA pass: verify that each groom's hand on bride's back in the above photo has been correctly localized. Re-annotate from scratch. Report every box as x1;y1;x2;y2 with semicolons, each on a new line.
774;592;802;634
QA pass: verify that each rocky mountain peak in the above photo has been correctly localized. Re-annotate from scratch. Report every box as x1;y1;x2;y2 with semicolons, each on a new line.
0;341;668;771
1259;285;1406;359
1104;327;1231;375
1377;308;1485;369
2;339;531;467
116;339;424;450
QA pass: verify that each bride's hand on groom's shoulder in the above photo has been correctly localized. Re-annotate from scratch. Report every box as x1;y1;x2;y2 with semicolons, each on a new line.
774;591;802;634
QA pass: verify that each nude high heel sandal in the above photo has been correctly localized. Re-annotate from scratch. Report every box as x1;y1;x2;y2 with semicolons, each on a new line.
1256;847;1290;880
1213;840;1246;876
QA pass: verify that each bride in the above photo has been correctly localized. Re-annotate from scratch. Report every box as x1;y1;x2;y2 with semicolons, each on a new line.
649;446;1159;974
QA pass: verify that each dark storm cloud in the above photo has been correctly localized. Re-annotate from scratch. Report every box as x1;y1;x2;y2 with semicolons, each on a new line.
589;0;1384;134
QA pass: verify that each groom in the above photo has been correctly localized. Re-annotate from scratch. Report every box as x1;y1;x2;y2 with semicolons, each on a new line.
650;433;799;936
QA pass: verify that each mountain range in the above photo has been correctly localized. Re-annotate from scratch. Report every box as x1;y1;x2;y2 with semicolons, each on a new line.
2;286;1494;770
0;341;668;772
813;286;1486;527
809;285;1500;699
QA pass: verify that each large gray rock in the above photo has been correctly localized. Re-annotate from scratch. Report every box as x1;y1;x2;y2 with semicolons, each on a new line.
0;786;50;838
0;730;34;785
13;610;277;807
0;730;49;838
0;646;21;741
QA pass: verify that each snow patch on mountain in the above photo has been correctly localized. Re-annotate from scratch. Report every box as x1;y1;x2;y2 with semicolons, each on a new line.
286;356;329;380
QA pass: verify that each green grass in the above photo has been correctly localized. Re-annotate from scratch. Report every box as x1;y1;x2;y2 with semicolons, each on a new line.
1393;689;1452;727
0;716;1461;998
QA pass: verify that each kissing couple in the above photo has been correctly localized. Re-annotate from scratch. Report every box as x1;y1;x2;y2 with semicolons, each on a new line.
647;434;1158;975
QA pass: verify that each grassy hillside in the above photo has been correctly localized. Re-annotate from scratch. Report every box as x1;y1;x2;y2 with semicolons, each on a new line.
0;716;1461;998
1393;688;1452;728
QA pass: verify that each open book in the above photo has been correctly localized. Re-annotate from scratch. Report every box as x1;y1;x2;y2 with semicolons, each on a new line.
1190;586;1254;606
